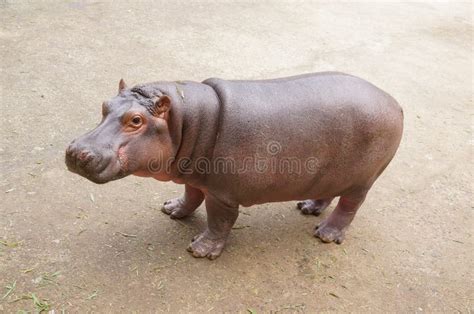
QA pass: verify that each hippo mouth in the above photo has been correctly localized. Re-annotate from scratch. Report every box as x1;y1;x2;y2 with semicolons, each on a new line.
117;146;129;174
66;148;129;184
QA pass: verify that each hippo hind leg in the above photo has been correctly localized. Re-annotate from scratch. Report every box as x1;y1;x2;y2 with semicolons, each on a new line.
162;184;204;219
296;198;334;216
314;190;367;244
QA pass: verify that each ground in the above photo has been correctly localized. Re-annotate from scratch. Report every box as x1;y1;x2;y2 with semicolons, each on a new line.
0;1;472;312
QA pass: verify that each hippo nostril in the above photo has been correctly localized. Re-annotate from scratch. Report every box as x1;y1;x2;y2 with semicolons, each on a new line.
71;150;95;169
78;151;88;161
66;147;75;157
78;151;95;162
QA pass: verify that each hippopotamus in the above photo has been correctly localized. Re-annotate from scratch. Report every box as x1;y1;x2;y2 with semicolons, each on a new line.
66;72;403;259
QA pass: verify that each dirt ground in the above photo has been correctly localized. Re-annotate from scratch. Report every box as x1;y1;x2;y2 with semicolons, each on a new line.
0;1;472;313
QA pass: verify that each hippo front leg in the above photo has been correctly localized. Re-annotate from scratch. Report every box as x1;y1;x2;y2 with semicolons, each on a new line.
162;184;204;219
187;196;239;260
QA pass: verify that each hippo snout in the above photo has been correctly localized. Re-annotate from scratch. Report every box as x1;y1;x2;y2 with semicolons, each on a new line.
66;142;101;172
65;141;120;184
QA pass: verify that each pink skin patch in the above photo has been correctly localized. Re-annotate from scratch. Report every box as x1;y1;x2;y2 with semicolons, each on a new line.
118;146;128;173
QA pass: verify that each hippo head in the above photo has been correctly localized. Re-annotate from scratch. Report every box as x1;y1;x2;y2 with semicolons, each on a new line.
65;79;174;184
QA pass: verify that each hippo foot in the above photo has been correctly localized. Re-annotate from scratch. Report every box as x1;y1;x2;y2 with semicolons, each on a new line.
161;197;195;219
314;219;345;244
187;230;227;260
297;199;332;216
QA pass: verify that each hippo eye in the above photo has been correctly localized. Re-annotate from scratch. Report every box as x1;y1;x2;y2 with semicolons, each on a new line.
130;116;142;127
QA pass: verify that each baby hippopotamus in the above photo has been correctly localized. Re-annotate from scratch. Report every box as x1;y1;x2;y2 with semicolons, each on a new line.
66;72;403;259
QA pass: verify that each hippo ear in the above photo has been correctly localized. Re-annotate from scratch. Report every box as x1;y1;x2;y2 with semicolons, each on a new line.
118;79;127;93
152;95;171;117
